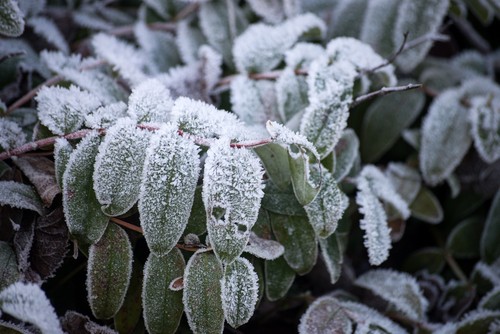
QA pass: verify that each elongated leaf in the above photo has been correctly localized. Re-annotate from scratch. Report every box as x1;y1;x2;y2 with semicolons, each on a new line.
455;310;500;333
27;16;68;54
87;223;133;319
254;143;292;191
262;182;306;216
143;249;185;334
139;123;200;256
93;118;150;216
298;296;352;334
270;213;317;275
288;152;320;206
208;219;249;265
319;233;343;284
276;68;309;123
479;286;500;311
481;189;500;264
222;257;259;328
114;261;142;334
330;0;367;38
420;89;472;185
0;242;19;291
386;163;422;205
265;256;295;301
447;216;483;259
360;0;400;57
0;282;63;334
0;0;25;37
469;96;500;163
339;300;408;333
183;251;224;334
184;186;207;236
333;128;359;182
0;181;44;215
410;186;444;224
244;232;284;260
63;132;109;245
54;138;73;190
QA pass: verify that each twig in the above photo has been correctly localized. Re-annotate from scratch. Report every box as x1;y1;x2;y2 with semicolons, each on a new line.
172;3;200;22
444;250;468;283
350;83;422;108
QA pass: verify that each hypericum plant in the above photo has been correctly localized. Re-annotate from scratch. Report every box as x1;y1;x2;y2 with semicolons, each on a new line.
1;0;500;333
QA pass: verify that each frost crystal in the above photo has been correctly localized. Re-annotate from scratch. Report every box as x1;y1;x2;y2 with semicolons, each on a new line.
246;0;285;24
244;232;285;260
27;16;69;54
203;138;265;230
0;119;26;150
233;13;326;73
127;78;174;123
469;96;500;163
208;219;250;265
176;19;206;64
298;296;352;334
0;282;63;334
0;181;44;215
54;138;73;189
276;68;309;124
139;123;200;256
36;85;101;135
284;42;325;69
386;163;422;205
266;120;319;160
333;128;360;182
84;101;128;129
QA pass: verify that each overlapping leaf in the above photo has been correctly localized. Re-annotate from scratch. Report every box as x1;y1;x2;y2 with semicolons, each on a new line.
0;181;44;215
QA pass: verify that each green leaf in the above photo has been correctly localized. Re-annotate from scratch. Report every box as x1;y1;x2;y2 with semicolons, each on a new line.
0;0;25;37
207;219;249;265
409;186;444;224
0;181;44;215
270;213;317;275
0;242;20;291
139;124;200;256
361;82;425;162
262;182;306;216
469;96;500;163
87;223;133;319
298;296;352;334
265;256;295;301
402;247;445;274
319;233;343;284
288;149;320;206
481;189;500;264
183;251;224;334
479;286;500;311
276;68;309;123
184;186;207;236
221;257;259;328
330;0;367;38
332;128;359;182
53;138;73;190
244;232;284;260
360;0;400;57
254;143;292;191
456;310;500;333
386;163;422;205
143;249;185;334
114;261;143;334
62;132;109;245
447;216;483;259
93;118;150;216
464;0;495;24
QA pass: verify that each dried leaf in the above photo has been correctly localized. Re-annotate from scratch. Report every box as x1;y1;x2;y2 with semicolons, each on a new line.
298;296;352;334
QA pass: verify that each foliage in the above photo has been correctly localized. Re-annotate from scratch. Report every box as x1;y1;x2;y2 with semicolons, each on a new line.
1;0;500;333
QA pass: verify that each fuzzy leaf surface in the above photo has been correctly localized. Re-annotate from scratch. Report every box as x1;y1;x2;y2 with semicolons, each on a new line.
0;0;25;37
0;119;26;151
0;242;20;291
265;256;295;301
332;128;359;182
298;296;352;334
54;138;73;190
127;78;174;124
469;96;500;163
208;219;250;265
244;232;284;260
0;181;44;215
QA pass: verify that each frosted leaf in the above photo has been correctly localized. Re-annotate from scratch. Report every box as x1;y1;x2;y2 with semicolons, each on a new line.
0;242;19;291
27;16;69;54
176;19;207;64
36;85;101;135
143;0;183;19
266;120;319;159
198;45;223;93
254;143;292;191
329;0;367;38
221;257;259;328
54;138;73;189
247;0;285;23
127;78;174;124
455;309;500;333
284;43;325;70
394;0;450;72
386;163;422;205
231;76;279;126
473;261;500;286
459;77;500;98
304;170;348;238
203;138;264;230
299;56;357;159
319;233;343;284
92;33;150;87
481;189;500;264
0;0;24;37
207;219;250;265
63;131;109;245
265;256;295;301
478;286;500;310
0;119;26;150
139;123;200;255
233;13;326;73
142;250;185;334
41;51;125;104
0;181;44;215
333;128;360;182
451;50;489;79
338;300;408;334
84;102;128;129
0;39;50;78
86;223;133;319
276;68;309;123
0;282;63;334
420;89;472;185
73;10;114;31
93;118;151;216
244;232;284;260
469;96;500;163
356;269;429;321
183;251;224;334
298;296;352;334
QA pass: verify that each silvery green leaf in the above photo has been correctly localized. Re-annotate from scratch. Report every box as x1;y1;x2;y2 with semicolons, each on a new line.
459;77;500;98
233;13;326;73
469;96;500;163
207;219;249;265
254;143;292;191
185;186;207;236
394;0;450;72
319;232;343;284
183;251;224;334
221;257;259;328
0;181;44;215
87;223;133;319
0;282;63;334
454;310;500;333
420;89;472;185
261;181;306;216
451;50;489;78
298;296;352;334
276;68;309;123
284;42;325;70
266;121;320;160
73;8;114;31
27;16;68;54
176;19;207;64
386;163;422;205
304;170;348;238
329;0;367;38
35;85;101;135
142;249;185;334
288;150;320;206
244;232;284;260
0;0;24;37
481;189;500;264
360;0;400;57
0;119;26;151
143;0;183;20
402;128;421;149
0;242;20;291
85;102;128;129
93;118;150;216
247;0;285;23
127;78;174;124
356;269;429;321
54;138;73;190
203;138;264;230
139;123;200;255
265;256;295;301
478;286;500;310
332;128;359;182
409;186;444;224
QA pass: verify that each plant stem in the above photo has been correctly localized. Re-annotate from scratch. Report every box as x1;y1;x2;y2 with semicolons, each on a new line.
350;83;422;108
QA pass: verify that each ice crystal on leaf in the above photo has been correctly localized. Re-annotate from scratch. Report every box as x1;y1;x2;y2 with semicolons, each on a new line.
85;101;128;129
208;219;250;265
93;118;150;216
0;119;26;151
233;13;326;73
298;296;352;334
284;42;325;70
176;19;207;64
244;232;285;260
127;78;174;124
36;85;101;135
139;123;200;256
54;138;73;189
469;96;500;163
0;282;63;334
27;16;68;54
266;120;319;160
0;0;25;37
276;68;309;124
246;0;285;24
0;181;44;215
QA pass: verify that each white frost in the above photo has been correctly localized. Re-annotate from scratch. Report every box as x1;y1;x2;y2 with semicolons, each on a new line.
127;78;174;124
85;101;128;129
468;95;500;163
0;119;26;151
